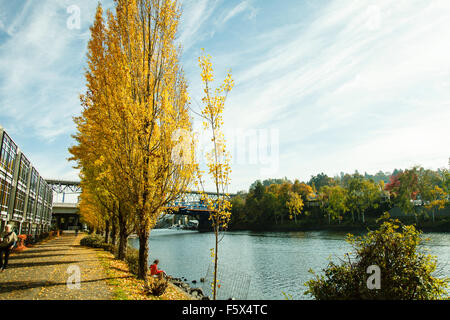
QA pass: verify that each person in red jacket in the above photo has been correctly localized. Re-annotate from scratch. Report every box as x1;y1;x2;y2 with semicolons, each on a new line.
150;259;166;279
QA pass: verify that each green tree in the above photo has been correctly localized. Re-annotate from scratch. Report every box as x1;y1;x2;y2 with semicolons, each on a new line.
250;180;265;200
442;169;450;194
309;173;334;190
319;185;348;224
424;186;448;223
346;177;382;223
418;168;442;222
230;193;246;228
260;191;279;224
305;214;448;300
264;184;284;224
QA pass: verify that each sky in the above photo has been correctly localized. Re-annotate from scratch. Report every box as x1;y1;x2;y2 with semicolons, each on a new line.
0;0;449;193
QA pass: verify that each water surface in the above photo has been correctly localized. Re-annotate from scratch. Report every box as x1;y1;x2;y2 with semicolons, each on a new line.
128;229;450;299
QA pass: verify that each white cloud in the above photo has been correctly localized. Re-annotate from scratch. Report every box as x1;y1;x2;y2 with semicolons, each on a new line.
177;0;219;52
0;0;102;138
213;0;450;189
0;0;105;179
222;1;257;24
0;0;33;36
2;0;450;191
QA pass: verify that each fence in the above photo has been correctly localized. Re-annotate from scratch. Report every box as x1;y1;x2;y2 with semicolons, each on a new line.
201;262;251;300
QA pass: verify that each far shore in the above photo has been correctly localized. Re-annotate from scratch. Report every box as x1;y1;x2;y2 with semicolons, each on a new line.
228;219;450;234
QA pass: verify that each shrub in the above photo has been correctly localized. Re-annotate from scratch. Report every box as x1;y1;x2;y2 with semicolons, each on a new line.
25;235;35;246
41;232;50;239
305;213;449;300
80;235;104;248
145;278;168;296
125;246;139;275
101;243;117;254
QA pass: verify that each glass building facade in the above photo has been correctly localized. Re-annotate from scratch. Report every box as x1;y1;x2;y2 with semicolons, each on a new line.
0;126;53;235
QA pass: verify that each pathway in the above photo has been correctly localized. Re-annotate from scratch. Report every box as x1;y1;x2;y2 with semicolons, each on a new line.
0;232;113;300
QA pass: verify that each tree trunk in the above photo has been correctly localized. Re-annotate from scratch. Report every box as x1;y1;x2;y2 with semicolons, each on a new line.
118;231;127;260
138;226;150;280
362;210;365;224
138;154;151;280
213;224;219;300
117;213;128;260
111;218;117;246
104;219;110;244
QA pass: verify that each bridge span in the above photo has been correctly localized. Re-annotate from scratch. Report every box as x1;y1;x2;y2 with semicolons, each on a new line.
46;179;235;231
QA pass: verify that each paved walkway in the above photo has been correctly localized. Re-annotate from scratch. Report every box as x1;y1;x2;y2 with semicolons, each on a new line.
0;233;113;300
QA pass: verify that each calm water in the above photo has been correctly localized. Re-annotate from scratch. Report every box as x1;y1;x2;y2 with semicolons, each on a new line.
128;229;450;300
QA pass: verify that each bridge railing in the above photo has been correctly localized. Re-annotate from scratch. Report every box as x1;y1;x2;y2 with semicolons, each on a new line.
167;201;209;211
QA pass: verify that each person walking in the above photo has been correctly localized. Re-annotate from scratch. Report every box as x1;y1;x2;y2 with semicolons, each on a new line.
0;224;18;271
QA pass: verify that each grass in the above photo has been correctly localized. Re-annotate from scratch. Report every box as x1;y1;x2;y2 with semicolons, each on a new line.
96;249;193;300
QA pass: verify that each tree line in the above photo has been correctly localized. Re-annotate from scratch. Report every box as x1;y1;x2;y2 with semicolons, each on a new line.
229;167;450;230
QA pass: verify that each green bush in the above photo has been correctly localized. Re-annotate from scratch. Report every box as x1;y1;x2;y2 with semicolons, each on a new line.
125;246;139;275
80;235;104;248
305;213;449;300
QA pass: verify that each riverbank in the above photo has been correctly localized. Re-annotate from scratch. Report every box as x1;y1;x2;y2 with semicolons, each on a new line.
94;245;196;300
229;217;450;233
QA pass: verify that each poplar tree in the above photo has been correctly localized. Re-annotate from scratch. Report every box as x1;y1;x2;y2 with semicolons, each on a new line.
70;0;195;279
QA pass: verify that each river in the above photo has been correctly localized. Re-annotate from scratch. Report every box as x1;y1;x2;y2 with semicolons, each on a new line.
128;229;450;300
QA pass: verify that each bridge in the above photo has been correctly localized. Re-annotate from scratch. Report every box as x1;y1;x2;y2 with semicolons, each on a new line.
46;179;235;231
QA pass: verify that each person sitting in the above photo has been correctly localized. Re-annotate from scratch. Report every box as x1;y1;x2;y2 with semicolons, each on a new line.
0;224;18;271
150;259;166;279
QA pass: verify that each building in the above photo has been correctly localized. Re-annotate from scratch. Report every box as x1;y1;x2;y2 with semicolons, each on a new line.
45;179;83;230
0;125;52;236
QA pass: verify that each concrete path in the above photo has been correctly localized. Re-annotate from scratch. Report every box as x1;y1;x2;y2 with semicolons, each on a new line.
0;233;113;300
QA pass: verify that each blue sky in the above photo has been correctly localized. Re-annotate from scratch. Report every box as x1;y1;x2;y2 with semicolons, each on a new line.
0;0;449;193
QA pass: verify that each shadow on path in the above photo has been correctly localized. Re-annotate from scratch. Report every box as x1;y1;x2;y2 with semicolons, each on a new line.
0;233;114;300
5;260;81;269
9;253;81;260
0;276;133;294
